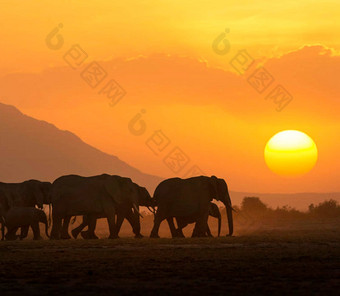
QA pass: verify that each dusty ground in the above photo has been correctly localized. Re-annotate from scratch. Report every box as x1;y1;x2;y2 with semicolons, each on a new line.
0;229;339;296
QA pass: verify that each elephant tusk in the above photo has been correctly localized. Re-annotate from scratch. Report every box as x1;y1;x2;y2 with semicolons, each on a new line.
225;203;237;213
133;204;144;218
147;206;156;214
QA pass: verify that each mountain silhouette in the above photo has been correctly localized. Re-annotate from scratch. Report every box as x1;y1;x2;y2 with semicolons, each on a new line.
0;102;339;208
0;102;162;191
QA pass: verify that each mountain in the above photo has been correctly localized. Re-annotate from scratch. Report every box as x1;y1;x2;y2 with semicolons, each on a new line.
0;102;162;192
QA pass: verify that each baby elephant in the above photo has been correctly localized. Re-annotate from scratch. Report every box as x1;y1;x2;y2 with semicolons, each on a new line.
175;202;221;238
4;207;50;240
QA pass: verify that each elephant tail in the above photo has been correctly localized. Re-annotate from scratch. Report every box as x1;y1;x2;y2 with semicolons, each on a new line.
48;203;52;228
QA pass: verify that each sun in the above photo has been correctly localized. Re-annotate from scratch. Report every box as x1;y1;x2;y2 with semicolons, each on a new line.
264;130;318;177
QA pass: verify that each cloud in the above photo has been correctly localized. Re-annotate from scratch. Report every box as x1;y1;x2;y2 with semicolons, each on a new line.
1;45;338;121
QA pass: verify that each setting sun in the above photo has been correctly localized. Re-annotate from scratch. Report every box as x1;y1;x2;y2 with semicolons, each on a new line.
264;130;318;177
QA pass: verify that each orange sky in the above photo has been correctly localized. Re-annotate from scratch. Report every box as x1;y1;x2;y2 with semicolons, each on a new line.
0;1;339;193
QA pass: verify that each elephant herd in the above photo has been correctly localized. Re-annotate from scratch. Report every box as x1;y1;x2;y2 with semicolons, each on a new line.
0;174;234;240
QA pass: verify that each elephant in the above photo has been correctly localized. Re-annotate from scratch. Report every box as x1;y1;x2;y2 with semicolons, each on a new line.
0;180;52;209
71;185;154;239
2;207;50;240
175;202;221;238
50;174;142;240
150;176;233;238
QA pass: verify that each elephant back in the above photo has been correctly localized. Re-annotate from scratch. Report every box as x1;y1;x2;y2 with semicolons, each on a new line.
50;174;123;216
153;177;207;216
153;178;182;201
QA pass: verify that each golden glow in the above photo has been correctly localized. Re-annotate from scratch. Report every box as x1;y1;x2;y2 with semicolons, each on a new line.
264;130;318;177
0;1;339;193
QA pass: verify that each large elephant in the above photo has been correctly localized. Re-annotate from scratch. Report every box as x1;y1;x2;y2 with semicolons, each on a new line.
50;174;142;240
3;207;50;240
150;176;233;238
175;202;221;237
0;180;52;209
71;185;154;239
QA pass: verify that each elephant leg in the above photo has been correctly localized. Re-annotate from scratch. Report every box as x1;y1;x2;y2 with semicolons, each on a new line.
5;227;19;240
72;216;88;239
1;221;4;241
193;211;209;237
60;216;71;239
177;227;185;238
167;218;179;238
105;207;117;239
175;218;187;238
206;224;213;237
50;215;62;240
0;217;4;241
81;216;98;239
113;213;124;238
32;223;42;240
150;213;165;238
192;224;200;237
88;216;98;239
19;226;29;240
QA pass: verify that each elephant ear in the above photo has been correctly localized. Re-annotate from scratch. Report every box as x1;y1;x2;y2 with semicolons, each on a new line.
217;178;230;204
217;178;227;190
104;177;124;204
208;176;219;200
210;202;220;217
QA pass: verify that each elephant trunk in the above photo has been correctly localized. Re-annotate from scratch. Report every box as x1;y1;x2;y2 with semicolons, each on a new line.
224;191;233;236
217;210;221;237
225;206;233;236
